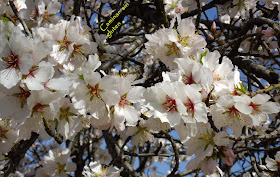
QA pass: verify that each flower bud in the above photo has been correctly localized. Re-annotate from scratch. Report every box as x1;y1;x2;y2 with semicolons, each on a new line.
200;158;217;174
220;146;234;166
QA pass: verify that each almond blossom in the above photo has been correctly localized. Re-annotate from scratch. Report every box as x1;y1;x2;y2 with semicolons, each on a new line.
70;71;119;119
143;81;186;127
50;97;83;140
124;118;170;146
265;151;280;171
233;94;280;125
37;148;76;177
0;32;33;89
145;17;206;69
200;50;241;96
0;118;19;159
0;84;31;124
21;61;54;91
20;0;62;26
111;74;145;131
164;0;187;18
32;16;97;71
174;57;213;88
185;123;229;160
175;82;208;123
83;161;122;177
210;95;252;136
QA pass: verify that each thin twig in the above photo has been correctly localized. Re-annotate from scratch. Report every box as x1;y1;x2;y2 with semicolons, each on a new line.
8;1;32;36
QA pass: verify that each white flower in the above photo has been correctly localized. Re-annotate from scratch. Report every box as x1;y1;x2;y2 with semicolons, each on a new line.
210;95;252;136
175;17;207;54
50;97;82;140
37;0;62;25
175;82;208;123
174;57;213;96
0;33;33;88
13;0;27;11
265;151;280;171
22;61;54;90
144;17;206;69
143;81;186;127
70;71;119;120
94;148;112;165
124;118;170;146
220;14;230;24
174;120;197;143
184;123;229;161
38;148;76;177
233;94;280;125
112;75;145;131
228;0;257;18
27;90;58;120
0;118;19;156
33;16;97;71
0;84;31;124
181;0;209;11
201;51;240;96
83;162;122;177
164;0;187;18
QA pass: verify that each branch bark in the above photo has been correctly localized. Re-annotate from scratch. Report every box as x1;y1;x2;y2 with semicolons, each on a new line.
4;132;39;177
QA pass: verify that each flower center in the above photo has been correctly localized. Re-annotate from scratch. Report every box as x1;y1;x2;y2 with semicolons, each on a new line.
2;52;19;70
43;10;51;20
56;162;66;174
165;42;180;56
184;98;195;118
198;131;215;150
22;66;39;79
248;102;261;115
31;103;48;117
73;44;83;55
0;126;8;140
182;73;196;85
59;106;75;123
223;105;240;118
178;35;190;47
12;87;31;108
87;83;104;101
119;93;131;108
162;95;177;112
58;33;72;51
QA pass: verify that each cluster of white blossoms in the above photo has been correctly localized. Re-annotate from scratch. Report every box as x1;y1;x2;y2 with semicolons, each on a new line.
143;15;280;174
0;0;280;176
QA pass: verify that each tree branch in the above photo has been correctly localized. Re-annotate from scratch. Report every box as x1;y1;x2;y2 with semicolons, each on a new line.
4;132;39;177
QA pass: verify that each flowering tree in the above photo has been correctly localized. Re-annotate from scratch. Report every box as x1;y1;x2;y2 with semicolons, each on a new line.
1;0;280;176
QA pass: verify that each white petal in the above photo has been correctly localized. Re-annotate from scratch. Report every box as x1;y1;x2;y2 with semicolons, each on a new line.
0;91;30;124
47;77;72;91
19;53;33;75
87;54;101;71
47;0;61;14
0;68;20;89
66;162;77;172
178;18;195;37
252;94;270;104
37;1;45;14
35;61;54;82
260;102;280;114
101;90;120;105
25;77;44;90
123;106;139;126
235;102;252;114
167;112;182;127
